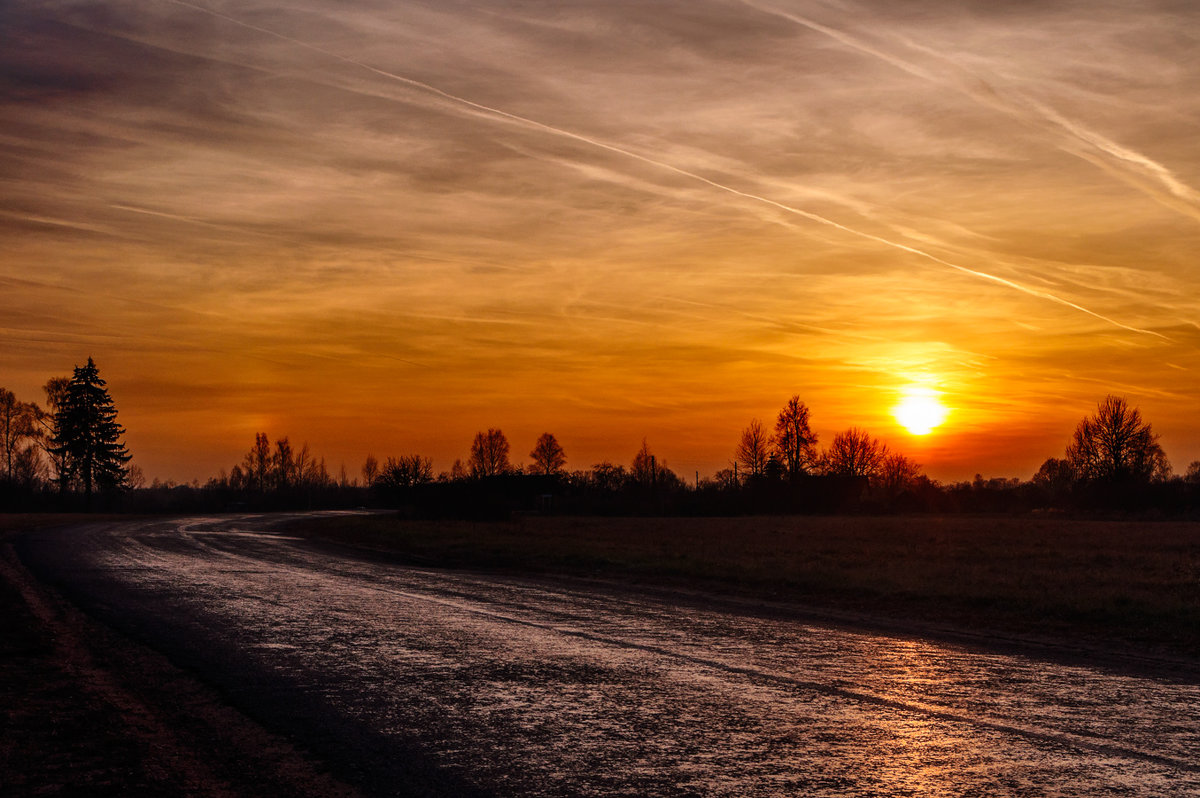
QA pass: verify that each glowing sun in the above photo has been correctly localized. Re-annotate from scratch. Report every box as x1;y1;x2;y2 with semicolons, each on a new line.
893;389;948;435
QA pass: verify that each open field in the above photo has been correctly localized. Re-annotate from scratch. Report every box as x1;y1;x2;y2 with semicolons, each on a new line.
289;513;1200;661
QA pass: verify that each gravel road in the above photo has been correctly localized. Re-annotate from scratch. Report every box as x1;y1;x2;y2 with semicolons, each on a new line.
19;513;1200;796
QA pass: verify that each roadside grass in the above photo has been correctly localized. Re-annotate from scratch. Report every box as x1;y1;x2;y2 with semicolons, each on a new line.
288;513;1200;658
0;513;102;539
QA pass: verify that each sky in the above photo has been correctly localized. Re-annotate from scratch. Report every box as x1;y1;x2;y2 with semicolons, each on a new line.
3;0;1200;484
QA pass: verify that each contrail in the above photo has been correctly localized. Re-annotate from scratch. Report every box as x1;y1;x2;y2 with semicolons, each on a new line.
161;0;1166;339
111;203;287;239
737;0;1200;223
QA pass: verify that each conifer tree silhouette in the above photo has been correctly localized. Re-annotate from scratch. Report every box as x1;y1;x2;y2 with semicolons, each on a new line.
50;357;131;505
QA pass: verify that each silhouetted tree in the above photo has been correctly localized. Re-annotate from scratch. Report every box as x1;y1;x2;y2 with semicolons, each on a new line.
822;428;886;481
362;454;379;487
0;389;41;482
773;396;818;480
877;451;921;500
530;432;567;475
589;461;627;492
630;439;679;489
273;437;294;490
631;439;656;486
469;428;511;477
764;452;785;482
126;463;146;490
1032;457;1075;499
294;442;312;486
379;454;433;488
1184;461;1200;485
12;443;47;489
228;464;247;491
49;358;131;504
242;432;272;492
1064;395;1169;484
40;376;71;492
711;467;739;490
735;418;770;479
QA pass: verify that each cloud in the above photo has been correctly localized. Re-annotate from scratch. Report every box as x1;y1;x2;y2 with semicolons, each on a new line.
739;0;1200;224
3;0;1199;481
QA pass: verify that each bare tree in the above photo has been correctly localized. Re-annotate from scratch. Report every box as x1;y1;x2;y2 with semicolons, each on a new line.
529;432;567;475
735;418;770;479
877;452;921;499
294;442;312;487
631;439;677;488
12;444;48;488
242;433;272;492
273;437;294;490
822;428;887;480
469;428;511;477
380;454;434;487
631;439;656;485
362;454;379;488
40;377;70;490
0;388;41;481
711;467;739;490
773;396;818;479
126;463;146;490
228;464;247;491
589;461;627;492
1185;461;1200;485
1064;395;1169;483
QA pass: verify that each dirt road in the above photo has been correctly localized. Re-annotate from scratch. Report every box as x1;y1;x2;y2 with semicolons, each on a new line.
16;514;1200;796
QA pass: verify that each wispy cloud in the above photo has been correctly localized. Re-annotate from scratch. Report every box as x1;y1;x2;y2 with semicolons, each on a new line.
158;0;1170;338
739;0;1200;224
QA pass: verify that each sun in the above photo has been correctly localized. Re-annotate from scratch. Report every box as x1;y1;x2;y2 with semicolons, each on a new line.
893;389;948;435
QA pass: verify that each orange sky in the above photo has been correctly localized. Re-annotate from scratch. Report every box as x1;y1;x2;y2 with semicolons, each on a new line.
3;0;1200;484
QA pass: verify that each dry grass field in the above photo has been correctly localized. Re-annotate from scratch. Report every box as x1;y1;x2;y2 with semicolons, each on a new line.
291;513;1200;660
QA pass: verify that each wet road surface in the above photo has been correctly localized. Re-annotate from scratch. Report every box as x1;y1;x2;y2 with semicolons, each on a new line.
20;514;1200;796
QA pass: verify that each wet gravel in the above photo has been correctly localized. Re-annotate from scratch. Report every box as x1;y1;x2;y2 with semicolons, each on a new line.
21;514;1200;797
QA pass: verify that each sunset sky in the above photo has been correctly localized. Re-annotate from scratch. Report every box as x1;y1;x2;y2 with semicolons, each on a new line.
3;0;1199;484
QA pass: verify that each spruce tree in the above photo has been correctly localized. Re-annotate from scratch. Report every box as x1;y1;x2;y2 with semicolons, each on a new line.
51;357;131;505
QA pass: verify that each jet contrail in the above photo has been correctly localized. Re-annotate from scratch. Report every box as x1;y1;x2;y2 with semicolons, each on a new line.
111;203;287;239
161;0;1167;339
738;0;1200;224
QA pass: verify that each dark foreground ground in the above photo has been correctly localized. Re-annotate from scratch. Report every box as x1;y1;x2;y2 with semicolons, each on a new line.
3;512;1198;795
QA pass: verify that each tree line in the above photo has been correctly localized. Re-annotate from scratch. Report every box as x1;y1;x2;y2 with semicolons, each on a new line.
4;360;1200;515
